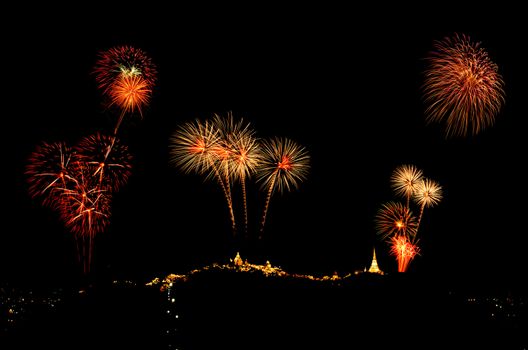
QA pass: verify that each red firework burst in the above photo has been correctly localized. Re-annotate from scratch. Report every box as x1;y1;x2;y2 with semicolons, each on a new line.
58;163;111;237
26;141;74;208
94;45;157;95
75;133;132;192
390;235;420;273
423;33;505;137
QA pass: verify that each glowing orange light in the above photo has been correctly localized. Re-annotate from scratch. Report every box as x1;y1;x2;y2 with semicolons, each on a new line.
278;156;292;170
190;140;206;154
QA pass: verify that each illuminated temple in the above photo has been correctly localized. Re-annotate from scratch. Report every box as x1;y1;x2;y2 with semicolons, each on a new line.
367;248;384;275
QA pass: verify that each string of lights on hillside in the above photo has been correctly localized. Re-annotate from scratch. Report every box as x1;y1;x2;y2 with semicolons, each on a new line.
146;252;381;292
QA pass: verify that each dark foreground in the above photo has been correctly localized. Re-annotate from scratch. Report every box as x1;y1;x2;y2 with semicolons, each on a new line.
2;272;526;349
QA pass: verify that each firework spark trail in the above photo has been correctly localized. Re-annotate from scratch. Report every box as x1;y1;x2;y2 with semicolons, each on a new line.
230;123;260;235
412;178;442;243
259;172;277;237
170;119;237;233
213;144;236;234
391;165;423;208
257;137;310;235
212;113;243;234
423;33;505;137
55;162;112;274
213;112;262;235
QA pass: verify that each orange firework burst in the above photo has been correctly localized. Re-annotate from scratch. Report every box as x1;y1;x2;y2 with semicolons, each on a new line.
423;33;505;137
75;133;132;192
257;137;310;233
390;164;423;207
109;75;152;117
94;45;157;95
26;141;74;208
375;201;418;240
390;235;420;272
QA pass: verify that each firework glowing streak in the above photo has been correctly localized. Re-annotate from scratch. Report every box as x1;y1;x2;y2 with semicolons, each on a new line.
169;119;237;233
213;113;240;234
390;164;423;208
213;112;261;235
390;235;420;272
257;137;310;234
229;124;261;234
423;33;505;137
412;178;443;242
75;133;132;192
58;163;111;274
26;142;74;208
375;201;417;240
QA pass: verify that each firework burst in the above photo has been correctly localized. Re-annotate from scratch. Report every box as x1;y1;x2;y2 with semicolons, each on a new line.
229;126;261;182
413;178;443;209
257;137;310;194
169;119;221;176
109;75;152;117
375;201;418;240
390;164;423;207
75;133;132;192
257;137;310;233
26;142;74;208
423;33;505;137
390;235;420;272
94;45;157;95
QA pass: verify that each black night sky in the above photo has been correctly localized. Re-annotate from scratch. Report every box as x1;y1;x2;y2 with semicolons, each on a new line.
2;8;526;291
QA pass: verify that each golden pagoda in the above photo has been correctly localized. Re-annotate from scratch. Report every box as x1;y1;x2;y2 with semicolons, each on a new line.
368;248;384;275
